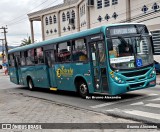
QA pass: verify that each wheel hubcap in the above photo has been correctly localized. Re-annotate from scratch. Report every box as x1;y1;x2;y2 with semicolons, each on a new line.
80;84;87;94
29;80;32;89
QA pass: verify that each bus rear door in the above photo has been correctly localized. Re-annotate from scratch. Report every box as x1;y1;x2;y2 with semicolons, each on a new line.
45;50;57;88
14;54;22;85
89;38;109;93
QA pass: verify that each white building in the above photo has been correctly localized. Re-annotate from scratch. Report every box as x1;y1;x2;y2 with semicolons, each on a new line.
28;0;160;60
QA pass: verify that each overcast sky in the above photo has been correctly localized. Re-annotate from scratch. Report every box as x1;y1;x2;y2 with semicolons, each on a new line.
0;0;63;46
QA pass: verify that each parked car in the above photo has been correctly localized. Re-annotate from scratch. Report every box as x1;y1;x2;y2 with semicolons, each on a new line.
154;60;160;74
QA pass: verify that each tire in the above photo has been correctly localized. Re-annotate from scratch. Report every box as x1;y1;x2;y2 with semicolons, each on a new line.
28;79;34;91
78;81;88;99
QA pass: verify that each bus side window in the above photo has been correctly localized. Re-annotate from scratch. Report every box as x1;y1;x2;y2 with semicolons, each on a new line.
26;49;35;65
36;47;44;64
20;51;26;66
8;54;15;67
57;41;71;62
72;38;88;62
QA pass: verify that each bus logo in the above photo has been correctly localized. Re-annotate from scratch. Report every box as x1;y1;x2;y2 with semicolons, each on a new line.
56;66;73;78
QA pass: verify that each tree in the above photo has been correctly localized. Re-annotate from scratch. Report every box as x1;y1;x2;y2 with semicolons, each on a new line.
20;36;31;46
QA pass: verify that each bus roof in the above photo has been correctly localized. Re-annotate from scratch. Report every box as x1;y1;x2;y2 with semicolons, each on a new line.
9;23;145;54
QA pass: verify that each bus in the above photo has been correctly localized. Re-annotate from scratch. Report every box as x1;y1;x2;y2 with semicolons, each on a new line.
8;23;156;98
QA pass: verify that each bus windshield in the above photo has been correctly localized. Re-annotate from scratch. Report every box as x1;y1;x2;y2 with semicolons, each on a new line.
108;36;153;70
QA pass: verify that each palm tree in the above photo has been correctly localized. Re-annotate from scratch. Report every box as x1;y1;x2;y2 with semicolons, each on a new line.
20;36;31;46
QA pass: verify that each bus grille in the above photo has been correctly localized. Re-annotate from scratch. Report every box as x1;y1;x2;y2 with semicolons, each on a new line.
130;82;145;88
121;69;149;77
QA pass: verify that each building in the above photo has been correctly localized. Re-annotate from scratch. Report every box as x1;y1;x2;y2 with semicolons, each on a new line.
28;0;160;59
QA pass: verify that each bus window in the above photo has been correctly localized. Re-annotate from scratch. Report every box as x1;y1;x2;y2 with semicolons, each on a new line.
57;42;71;62
72;38;88;62
20;51;26;66
9;54;15;67
36;47;44;64
26;49;35;65
97;42;105;65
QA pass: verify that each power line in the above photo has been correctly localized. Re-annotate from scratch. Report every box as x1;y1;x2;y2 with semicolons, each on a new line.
6;0;51;26
7;0;62;26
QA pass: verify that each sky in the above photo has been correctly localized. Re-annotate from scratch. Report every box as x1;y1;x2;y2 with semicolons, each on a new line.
0;0;63;46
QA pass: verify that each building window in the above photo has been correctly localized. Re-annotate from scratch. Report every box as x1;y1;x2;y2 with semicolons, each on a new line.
67;26;71;31
112;0;118;5
50;29;53;34
104;0;110;7
72;10;75;19
141;5;148;13
54;29;57;33
45;17;48;25
72;25;75;30
112;12;118;19
97;15;102;22
49;16;52;24
63;27;66;32
62;12;66;22
53;15;57;23
67;11;70;20
81;6;84;16
105;14;110;21
97;0;102;9
152;3;159;11
46;30;49;35
80;7;82;16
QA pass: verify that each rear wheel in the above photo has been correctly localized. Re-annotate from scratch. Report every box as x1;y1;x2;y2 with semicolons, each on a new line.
28;79;34;91
78;81;88;98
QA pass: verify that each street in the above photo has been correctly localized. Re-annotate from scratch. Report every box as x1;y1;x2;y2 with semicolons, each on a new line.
0;70;160;131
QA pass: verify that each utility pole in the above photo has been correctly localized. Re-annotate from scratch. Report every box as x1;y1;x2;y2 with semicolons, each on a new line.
0;26;8;61
0;39;5;62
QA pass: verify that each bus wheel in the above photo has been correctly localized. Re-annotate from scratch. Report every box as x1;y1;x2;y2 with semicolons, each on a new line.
28;79;34;91
78;81;88;99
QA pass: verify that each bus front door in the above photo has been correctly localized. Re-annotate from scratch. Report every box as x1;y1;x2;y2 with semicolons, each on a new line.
90;41;109;93
45;50;57;88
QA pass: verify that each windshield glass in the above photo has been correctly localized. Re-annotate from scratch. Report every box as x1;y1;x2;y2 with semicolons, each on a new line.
108;36;153;69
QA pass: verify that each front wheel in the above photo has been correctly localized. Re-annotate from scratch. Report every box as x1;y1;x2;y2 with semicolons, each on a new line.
78;81;88;99
28;79;34;91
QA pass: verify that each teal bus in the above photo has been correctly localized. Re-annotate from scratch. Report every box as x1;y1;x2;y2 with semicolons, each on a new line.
8;23;156;98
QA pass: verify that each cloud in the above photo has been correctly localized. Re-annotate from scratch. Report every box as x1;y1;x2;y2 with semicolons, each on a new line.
0;0;63;46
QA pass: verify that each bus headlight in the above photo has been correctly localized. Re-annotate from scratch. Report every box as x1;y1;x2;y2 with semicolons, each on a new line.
111;75;124;84
150;68;156;78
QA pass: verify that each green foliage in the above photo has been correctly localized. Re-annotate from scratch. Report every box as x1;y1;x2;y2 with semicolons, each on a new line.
20;36;31;46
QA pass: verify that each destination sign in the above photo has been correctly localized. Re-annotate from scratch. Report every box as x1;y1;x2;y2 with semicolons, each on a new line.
110;26;137;35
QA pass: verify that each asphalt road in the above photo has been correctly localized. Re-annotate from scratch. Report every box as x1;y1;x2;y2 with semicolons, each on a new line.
1;71;160;125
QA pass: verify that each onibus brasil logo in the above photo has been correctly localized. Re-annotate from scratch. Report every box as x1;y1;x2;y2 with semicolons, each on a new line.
56;66;73;78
